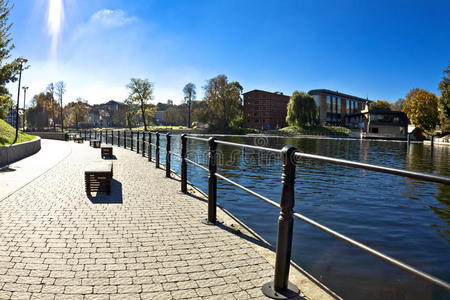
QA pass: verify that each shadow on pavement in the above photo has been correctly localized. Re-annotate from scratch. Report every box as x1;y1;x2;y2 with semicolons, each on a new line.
0;166;16;172
103;155;117;160
88;179;123;204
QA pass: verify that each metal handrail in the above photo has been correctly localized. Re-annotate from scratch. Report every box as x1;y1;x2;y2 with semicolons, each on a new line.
87;130;450;294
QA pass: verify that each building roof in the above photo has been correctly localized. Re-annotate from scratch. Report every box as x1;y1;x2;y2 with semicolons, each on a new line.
243;89;290;97
308;89;373;103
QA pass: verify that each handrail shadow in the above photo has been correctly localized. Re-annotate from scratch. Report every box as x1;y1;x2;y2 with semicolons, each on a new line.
88;179;123;204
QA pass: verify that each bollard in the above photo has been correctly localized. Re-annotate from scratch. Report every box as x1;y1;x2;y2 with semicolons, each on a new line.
124;131;127;149
148;132;152;162
203;137;217;225
262;146;299;299
156;132;160;168
166;133;171;178
181;134;187;194
131;132;134;151
137;131;140;154
142;131;146;157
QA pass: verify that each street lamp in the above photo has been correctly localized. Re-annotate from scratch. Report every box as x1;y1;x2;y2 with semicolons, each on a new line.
13;57;28;144
185;96;191;128
22;86;28;130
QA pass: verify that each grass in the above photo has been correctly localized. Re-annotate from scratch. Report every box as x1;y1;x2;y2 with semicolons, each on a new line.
0;119;36;147
277;126;351;137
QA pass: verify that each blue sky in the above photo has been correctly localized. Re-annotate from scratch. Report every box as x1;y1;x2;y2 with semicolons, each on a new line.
6;0;450;106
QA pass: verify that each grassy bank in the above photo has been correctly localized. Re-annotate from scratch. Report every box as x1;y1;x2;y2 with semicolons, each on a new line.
0;119;36;146
276;126;351;137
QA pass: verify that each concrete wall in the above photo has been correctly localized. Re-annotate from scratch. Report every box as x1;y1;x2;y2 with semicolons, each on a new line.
0;137;41;167
27;132;68;141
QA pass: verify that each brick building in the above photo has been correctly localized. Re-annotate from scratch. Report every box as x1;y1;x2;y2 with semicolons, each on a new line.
243;90;290;129
308;89;372;127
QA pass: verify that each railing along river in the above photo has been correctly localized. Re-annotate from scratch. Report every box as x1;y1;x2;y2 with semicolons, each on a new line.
73;129;450;299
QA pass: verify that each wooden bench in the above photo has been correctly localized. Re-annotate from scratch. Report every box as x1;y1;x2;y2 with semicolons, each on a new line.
85;162;113;195
101;146;113;159
74;137;84;143
89;140;101;148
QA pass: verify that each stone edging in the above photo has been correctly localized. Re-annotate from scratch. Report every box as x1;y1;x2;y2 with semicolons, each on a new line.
0;136;41;167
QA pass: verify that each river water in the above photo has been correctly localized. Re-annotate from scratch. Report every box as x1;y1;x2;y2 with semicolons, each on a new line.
121;133;449;299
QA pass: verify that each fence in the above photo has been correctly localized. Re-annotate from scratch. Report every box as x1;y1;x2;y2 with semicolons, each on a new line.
75;129;450;298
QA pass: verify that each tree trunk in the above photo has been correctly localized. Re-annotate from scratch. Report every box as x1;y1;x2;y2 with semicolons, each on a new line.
140;101;147;131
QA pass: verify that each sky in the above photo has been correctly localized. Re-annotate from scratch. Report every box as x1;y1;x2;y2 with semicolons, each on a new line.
5;0;450;107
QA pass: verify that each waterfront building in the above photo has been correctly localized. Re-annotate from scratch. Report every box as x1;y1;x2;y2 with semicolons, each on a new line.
359;109;409;140
308;89;372;126
243;89;290;129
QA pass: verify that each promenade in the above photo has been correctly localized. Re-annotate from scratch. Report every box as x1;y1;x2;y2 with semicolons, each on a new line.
0;140;337;300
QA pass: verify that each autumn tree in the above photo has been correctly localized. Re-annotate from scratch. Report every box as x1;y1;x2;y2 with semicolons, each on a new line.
55;81;66;131
369;100;391;111
286;91;318;127
438;64;450;131
402;88;439;132
390;98;405;111
203;75;242;130
183;83;196;128
126;78;153;131
65;98;89;128
46;83;60;131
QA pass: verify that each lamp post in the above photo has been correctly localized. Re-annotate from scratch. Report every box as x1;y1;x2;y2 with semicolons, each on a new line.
22;86;28;130
185;96;191;128
13;58;27;144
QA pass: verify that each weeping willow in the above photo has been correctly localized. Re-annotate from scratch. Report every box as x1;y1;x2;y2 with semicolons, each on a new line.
286;91;318;127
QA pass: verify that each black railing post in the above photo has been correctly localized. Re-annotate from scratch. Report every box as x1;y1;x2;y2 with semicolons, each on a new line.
100;130;102;143
181;134;187;194
105;130;108;144
166;133;171;178
131;131;134;151
203;137;217;225
124;131;127;149
137;131;140;154
156;132;160;168
89;130;91;141
94;130;97;140
142;131;146;157
262;145;299;299
118;131;121;147
148;132;152;162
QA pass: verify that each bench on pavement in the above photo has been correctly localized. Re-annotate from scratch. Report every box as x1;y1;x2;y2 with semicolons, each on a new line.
101;146;113;159
74;137;84;143
85;162;113;195
89;139;101;148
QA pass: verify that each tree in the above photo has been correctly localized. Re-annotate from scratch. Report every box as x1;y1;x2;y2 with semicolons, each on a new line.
369;100;391;111
438;64;450;131
0;1;24;119
183;83;196;128
55;81;66;131
403;88;439;132
46;83;60;131
65;98;89;129
203;75;243;130
126;78;153;131
286;91;318;127
390;98;405;111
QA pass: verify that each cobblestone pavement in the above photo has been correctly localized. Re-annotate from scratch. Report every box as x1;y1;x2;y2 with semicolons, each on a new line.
0;141;291;300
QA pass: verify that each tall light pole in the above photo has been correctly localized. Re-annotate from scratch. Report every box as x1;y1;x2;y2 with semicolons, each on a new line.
22;86;28;130
13;58;27;144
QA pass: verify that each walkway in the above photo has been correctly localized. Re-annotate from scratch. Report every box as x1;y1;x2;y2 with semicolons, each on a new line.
0;140;337;299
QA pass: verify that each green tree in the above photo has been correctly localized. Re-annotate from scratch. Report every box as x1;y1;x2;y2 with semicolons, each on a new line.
438;64;450;131
286;91;318;127
403;88;439;132
203;75;242;129
183;83;196;128
369;100;391;111
390;98;405;111
0;1;24;119
126;78;153;131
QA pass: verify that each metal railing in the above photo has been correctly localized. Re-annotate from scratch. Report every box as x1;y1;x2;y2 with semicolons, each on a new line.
74;129;450;298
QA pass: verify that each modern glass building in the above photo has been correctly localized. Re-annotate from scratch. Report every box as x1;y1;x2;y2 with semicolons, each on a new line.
308;89;372;126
